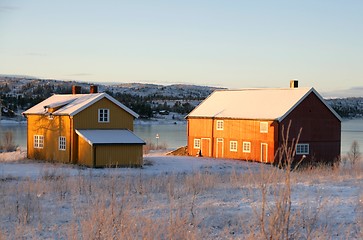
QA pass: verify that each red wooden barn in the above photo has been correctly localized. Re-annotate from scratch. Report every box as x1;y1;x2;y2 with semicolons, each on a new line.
186;81;341;165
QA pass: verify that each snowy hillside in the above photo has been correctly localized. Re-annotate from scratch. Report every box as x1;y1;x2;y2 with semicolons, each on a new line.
0;76;220;119
1;75;362;119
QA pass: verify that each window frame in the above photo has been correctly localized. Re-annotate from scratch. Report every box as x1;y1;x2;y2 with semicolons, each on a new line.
296;143;309;155
243;141;251;153
98;108;110;123
34;135;44;149
260;122;268;133
230;140;238;152
59;136;66;151
216;120;224;130
194;139;201;149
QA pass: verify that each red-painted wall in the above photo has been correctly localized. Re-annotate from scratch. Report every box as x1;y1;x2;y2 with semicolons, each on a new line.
280;92;341;164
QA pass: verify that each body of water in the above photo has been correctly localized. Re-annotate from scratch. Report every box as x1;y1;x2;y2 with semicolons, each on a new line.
0;119;362;154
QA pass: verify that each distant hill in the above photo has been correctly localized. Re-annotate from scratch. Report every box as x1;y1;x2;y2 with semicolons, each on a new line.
0;75;222;119
0;75;362;119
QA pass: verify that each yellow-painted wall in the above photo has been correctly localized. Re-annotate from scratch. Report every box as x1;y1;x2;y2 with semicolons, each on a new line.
95;145;143;167
77;135;93;166
26;115;71;163
73;98;134;130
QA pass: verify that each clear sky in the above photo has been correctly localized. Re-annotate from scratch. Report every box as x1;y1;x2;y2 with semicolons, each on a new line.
0;0;362;92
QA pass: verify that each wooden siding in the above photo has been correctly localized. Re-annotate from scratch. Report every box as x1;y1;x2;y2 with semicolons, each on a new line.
26;115;71;163
77;134;93;166
281;92;341;164
95;145;143;167
187;118;278;163
73;98;134;130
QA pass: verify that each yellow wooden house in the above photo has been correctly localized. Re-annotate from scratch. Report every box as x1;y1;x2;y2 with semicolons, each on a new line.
22;86;145;167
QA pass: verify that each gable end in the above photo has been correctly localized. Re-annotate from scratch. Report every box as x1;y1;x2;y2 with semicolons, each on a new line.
278;88;341;122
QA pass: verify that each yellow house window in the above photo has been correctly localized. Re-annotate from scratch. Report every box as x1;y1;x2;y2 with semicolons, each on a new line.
98;108;110;122
34;135;44;148
59;136;66;151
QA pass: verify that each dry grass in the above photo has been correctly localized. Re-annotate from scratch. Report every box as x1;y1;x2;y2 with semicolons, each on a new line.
0;124;362;239
143;140;168;154
0;162;361;239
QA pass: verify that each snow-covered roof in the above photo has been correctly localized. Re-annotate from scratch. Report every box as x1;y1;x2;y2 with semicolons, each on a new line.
75;129;145;145
22;93;139;118
187;87;341;121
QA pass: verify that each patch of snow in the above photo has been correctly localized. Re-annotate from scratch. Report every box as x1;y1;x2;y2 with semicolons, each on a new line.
0;151;361;239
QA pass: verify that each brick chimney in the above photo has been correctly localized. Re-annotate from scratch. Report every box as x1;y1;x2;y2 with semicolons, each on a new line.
72;85;81;94
290;80;298;88
90;85;98;94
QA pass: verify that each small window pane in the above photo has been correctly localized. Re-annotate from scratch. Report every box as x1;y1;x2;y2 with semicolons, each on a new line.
243;142;251;153
260;122;268;133
194;139;201;149
59;136;66;151
230;141;237;152
34;135;44;149
216;120;224;130
98;109;110;122
296;144;309;155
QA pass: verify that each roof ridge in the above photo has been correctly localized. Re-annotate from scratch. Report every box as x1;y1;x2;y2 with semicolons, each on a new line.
215;87;311;92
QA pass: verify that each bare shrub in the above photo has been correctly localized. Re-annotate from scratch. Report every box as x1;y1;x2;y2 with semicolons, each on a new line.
247;122;304;239
347;140;361;166
143;140;168;154
0;131;17;152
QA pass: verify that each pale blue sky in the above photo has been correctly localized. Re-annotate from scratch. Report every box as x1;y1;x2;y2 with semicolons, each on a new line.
0;0;362;92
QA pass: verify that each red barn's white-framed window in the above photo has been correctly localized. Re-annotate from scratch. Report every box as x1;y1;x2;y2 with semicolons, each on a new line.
243;142;251;153
59;136;66;151
230;141;238;152
34;135;44;149
260;122;268;133
296;144;309;155
216;120;224;130
98;108;110;122
194;139;201;149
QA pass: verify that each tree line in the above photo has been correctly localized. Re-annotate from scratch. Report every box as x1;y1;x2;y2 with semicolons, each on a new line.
0;83;196;118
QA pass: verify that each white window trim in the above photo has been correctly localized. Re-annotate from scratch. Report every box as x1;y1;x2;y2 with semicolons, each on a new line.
98;108;110;123
296;143;309;155
243;141;251;153
260;122;268;133
34;135;44;149
59;136;66;151
230;141;238;152
216;120;224;130
194;139;201;149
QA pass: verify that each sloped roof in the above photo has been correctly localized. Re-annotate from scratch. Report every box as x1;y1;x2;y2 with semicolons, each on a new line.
187;87;341;122
75;129;145;145
23;93;139;118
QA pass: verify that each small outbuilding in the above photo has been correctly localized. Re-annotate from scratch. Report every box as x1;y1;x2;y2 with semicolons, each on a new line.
75;129;144;167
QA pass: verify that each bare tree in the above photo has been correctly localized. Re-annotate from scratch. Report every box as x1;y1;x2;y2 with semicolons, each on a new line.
347;140;361;166
1;131;17;152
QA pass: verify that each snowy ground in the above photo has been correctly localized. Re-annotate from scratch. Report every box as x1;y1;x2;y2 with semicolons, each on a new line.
0;150;362;239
